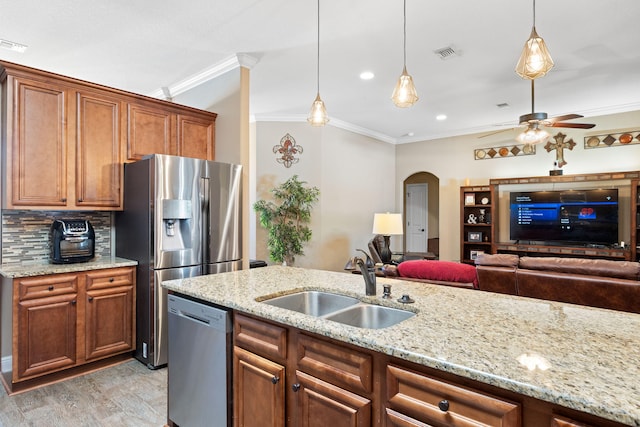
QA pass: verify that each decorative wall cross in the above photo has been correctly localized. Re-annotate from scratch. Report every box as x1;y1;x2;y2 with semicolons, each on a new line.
544;132;576;168
273;133;303;168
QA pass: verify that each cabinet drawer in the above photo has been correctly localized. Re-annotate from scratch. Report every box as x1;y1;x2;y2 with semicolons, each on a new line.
85;267;134;290
297;333;372;394
17;274;78;301
234;314;287;360
386;365;521;427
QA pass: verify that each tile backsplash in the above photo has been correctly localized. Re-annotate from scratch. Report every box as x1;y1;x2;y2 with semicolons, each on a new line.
2;210;112;265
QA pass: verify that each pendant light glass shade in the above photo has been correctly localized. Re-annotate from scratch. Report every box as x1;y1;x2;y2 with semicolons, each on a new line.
308;92;329;126
307;0;328;126
515;27;554;79
391;0;418;108
516;123;550;145
392;66;419;108
515;0;554;80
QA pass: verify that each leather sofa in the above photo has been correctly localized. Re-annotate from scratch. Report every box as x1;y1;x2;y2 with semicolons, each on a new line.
475;253;640;314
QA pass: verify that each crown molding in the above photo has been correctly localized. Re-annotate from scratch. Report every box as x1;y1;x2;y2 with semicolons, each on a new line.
148;53;258;100
252;114;398;144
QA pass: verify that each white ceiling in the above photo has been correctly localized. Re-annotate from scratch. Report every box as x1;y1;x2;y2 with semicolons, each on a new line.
1;0;639;144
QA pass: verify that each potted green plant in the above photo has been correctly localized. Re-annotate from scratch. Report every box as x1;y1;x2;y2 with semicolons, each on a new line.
254;175;320;265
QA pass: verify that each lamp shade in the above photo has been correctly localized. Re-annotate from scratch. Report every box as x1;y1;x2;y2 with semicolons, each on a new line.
372;213;403;236
516;124;550;145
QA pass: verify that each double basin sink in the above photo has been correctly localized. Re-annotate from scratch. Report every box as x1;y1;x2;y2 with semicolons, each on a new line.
261;290;414;329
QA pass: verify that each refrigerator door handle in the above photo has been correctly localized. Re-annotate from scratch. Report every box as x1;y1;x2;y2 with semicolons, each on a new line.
200;176;210;267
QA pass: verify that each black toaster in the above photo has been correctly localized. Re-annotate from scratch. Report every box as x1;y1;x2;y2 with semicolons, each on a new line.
49;219;95;264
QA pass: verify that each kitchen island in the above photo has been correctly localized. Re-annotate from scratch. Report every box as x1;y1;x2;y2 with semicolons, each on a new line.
162;266;640;426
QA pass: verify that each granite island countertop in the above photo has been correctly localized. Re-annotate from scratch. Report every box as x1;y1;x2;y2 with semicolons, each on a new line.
162;266;640;426
0;256;138;278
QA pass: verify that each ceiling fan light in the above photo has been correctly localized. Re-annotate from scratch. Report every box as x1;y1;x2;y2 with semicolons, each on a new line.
516;27;554;80
392;67;419;108
516;125;550;145
307;92;329;126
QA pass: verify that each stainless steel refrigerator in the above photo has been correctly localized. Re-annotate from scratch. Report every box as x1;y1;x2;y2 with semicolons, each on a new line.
116;154;242;369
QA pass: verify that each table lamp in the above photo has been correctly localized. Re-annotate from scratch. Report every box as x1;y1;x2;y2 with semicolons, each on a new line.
372;213;403;263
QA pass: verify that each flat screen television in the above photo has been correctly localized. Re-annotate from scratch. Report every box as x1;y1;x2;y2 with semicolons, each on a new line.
509;189;618;245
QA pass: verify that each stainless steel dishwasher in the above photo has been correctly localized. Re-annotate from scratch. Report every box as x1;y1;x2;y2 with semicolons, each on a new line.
167;293;232;427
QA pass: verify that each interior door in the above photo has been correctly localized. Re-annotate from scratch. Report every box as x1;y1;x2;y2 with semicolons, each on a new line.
406;184;428;253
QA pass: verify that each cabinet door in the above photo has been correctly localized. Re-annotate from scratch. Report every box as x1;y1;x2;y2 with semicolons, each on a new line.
177;113;215;160
293;370;371;427
386;365;520;427
16;293;77;380
126;102;176;160
234;346;285;427
7;76;68;207
75;89;124;209
84;268;135;360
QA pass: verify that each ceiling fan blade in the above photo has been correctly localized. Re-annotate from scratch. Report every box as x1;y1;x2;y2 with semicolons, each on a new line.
549;122;596;129
549;113;583;122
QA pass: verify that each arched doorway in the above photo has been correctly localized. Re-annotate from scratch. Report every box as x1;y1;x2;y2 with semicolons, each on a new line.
403;172;439;258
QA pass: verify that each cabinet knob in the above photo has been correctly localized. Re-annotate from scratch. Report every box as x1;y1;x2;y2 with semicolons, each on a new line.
71;300;77;305
438;399;450;412
48;285;54;291
78;198;83;202
271;376;279;384
109;277;114;282
61;198;67;202
291;383;301;392
88;296;94;302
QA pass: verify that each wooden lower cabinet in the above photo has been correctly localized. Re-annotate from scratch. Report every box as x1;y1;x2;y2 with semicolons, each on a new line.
294;370;371;427
233;313;630;427
9;266;135;387
385;365;520;427
16;290;78;379
234;346;285;427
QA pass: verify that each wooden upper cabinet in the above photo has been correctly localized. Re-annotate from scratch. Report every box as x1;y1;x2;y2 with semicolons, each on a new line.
126;102;176;161
126;103;216;161
6;75;68;208
75;89;124;208
177;112;215;160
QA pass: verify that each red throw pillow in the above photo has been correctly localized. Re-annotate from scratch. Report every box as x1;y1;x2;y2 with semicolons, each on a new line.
397;260;478;287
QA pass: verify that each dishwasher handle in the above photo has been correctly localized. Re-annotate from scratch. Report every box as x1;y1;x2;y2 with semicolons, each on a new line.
168;294;231;333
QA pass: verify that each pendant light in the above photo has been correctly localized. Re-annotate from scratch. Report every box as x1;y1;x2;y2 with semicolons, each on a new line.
391;0;418;108
307;0;329;126
515;0;554;80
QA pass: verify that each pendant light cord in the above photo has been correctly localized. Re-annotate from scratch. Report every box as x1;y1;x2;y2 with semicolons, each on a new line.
403;0;407;67
532;0;536;28
316;0;320;93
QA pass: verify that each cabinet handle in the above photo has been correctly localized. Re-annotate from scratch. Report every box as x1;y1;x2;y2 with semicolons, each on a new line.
109;277;114;282
71;300;77;305
78;198;83;202
61;198;67;202
291;383;300;392
88;296;93;302
438;399;450;412
48;285;54;291
271;376;279;384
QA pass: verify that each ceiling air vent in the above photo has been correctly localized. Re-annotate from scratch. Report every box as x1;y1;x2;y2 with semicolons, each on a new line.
434;46;459;60
0;39;28;53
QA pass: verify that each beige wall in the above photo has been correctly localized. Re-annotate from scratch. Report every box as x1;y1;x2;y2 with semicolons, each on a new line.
396;110;640;261
254;122;396;271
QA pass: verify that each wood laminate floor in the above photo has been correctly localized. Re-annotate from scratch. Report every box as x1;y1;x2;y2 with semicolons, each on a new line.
0;360;167;426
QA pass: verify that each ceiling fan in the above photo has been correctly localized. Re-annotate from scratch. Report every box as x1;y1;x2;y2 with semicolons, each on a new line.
480;80;595;141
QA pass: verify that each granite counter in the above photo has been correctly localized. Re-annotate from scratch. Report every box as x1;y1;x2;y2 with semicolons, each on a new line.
0;256;137;278
162;266;640;426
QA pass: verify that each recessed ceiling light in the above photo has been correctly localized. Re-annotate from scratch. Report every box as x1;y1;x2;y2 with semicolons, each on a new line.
403;132;415;137
436;114;447;121
0;39;28;53
359;71;375;80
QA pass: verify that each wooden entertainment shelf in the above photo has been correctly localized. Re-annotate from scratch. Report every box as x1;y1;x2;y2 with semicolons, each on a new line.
460;170;640;263
494;243;630;261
